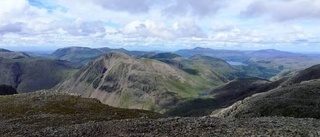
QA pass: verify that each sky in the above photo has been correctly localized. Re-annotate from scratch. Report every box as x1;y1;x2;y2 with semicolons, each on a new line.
1;0;320;52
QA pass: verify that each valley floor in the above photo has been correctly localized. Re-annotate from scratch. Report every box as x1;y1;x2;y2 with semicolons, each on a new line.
1;117;319;136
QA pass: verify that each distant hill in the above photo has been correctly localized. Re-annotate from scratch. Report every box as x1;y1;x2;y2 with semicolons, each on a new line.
51;47;104;65
0;48;30;59
175;47;302;60
0;58;77;93
51;46;148;65
249;49;301;58
175;47;248;62
57;52;240;113
213;64;320;119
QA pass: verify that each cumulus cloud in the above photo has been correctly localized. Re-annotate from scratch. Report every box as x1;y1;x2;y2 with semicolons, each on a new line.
242;0;320;21
173;18;205;38
91;0;226;17
122;20;174;39
93;0;151;13
163;0;225;17
0;23;24;35
0;0;29;23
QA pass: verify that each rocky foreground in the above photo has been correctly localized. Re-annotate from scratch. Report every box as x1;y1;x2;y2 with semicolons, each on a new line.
1;116;320;136
0;91;319;137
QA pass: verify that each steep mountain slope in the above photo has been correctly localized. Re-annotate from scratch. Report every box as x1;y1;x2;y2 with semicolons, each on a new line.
58;52;237;113
0;48;30;59
214;64;320;119
0;58;77;93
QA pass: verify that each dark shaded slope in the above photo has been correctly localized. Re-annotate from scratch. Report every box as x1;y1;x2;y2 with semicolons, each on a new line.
214;65;320;119
0;58;77;93
283;64;320;85
165;78;271;117
215;79;320;119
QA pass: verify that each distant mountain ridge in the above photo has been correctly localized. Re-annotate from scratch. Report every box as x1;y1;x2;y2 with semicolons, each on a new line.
50;46;148;65
176;47;303;61
0;48;30;59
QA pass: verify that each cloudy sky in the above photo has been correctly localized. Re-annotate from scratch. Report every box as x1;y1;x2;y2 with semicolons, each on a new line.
1;0;320;52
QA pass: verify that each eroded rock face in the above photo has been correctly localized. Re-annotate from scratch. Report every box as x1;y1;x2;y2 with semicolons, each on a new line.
0;85;17;95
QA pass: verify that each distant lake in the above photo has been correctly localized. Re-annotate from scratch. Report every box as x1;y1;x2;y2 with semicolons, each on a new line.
227;61;246;66
198;92;209;97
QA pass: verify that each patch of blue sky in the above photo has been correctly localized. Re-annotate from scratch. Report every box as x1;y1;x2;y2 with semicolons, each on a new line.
105;22;120;28
28;0;67;13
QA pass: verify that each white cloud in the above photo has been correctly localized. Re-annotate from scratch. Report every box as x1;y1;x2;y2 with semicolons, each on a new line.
0;0;320;52
242;0;320;21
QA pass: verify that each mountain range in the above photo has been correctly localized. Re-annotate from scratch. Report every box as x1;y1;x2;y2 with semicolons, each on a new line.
1;46;320;136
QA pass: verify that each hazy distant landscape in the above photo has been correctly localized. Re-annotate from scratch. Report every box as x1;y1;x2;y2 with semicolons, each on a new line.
1;0;320;136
